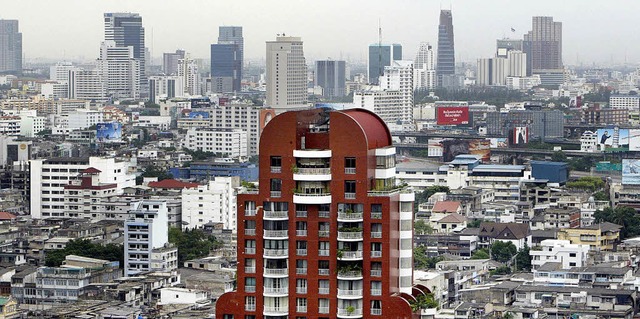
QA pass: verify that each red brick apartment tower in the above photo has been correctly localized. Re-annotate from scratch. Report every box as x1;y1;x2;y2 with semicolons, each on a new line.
216;108;428;319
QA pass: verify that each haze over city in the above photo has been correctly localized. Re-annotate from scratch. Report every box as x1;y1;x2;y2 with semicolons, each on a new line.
3;0;640;65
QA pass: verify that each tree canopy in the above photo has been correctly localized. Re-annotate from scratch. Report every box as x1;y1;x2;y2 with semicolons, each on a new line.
168;228;224;264
490;241;518;263
413;246;444;270
594;206;639;239
414;220;434;235
45;239;123;267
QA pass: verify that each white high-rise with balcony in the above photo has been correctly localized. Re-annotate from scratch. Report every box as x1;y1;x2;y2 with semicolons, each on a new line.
266;36;307;114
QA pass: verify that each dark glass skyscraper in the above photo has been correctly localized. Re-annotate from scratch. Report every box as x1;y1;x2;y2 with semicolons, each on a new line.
315;60;346;98
436;10;455;87
104;13;146;96
0;20;22;75
523;16;562;75
368;44;402;85
212;26;243;92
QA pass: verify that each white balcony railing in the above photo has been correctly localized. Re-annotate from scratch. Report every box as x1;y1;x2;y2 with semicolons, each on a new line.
319;306;330;314
337;212;363;220
371;289;382;295
338;289;363;297
318;269;330;275
245;248;256;254
244;266;256;273
341;251;363;259
245;286;256;293
319;211;330;218
371;251;382;258
371;308;382;315
244;229;256;236
338;308;363;316
296;305;308;313
319;287;330;294
296;268;307;275
297;167;331;175
318;249;330;256
344;192;356;199
371;212;382;219
263;249;288;257
245;209;257;216
371;269;382;277
344;168;356;174
371;232;382;238
263;210;288;219
338;270;362;278
296;287;307;294
318;230;330;237
245;304;256;311
270;191;282;198
263;268;288;276
270;166;282;173
338;231;363;240
296;230;307;237
264;230;288;238
264;287;288;294
296;210;308;217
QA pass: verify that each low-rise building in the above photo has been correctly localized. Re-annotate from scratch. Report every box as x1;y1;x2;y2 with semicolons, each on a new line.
530;239;590;270
557;222;622;251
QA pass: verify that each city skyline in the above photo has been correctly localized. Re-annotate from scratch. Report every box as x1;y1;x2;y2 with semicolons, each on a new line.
2;0;640;65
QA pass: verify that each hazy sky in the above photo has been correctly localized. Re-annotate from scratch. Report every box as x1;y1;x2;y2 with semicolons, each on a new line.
3;0;639;66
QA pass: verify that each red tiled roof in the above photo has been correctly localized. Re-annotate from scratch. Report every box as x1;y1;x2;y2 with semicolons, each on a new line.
0;212;16;220
432;201;461;213
81;167;102;174
148;179;199;189
438;212;467;223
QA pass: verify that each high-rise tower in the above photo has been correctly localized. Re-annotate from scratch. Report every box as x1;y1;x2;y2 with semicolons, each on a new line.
414;42;436;90
367;44;402;85
211;26;243;92
315;60;346;98
436;10;455;87
523;16;562;74
215;107;425;319
266;36;308;114
104;13;146;97
0;20;22;74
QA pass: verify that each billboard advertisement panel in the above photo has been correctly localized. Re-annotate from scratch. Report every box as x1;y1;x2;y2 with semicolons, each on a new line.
628;129;640;151
190;97;211;107
189;111;210;119
597;128;629;150
513;127;528;144
436;106;469;125
490;138;508;148
569;96;582;108
442;139;490;163
623;159;640;185
96;122;122;142
469;140;491;163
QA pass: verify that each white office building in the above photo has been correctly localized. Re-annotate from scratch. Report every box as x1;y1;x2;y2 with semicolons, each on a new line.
67;109;103;130
477;50;527;86
265;36;308;113
530;239;590;270
124;200;178;278
609;95;640;111
181;176;240;232
0;116;20;135
414;42;436;90
184;128;248;159
69;68;107;102
97;40;141;100
30;157;136;219
19;115;46;138
177;55;200;96
210;104;275;156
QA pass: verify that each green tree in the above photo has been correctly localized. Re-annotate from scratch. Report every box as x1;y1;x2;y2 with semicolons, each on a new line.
45;239;123;267
594;206;639;239
137;165;173;184
414;220;434;235
551;151;567;162
409;293;439;311
471;248;490;260
490;241;518;263
467;219;482;228
168;227;224;264
593;191;610;202
413;246;444;269
490;265;512;276
515;244;532;271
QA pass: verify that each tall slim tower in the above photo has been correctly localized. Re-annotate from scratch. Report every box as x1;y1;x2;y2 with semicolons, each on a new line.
212;26;243;92
315;60;346;98
265;36;308;113
523;16;562;75
367;44;402;85
104;13;146;97
414;42;436;90
0;20;22;74
436;10;455;87
215;108;423;319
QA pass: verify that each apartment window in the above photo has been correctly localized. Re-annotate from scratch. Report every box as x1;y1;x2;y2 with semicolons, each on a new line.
296;279;307;294
345;181;356;198
296;259;308;275
245;296;256;311
371;281;382;296
270;179;282;197
319;299;329;314
297;241;307;256
319;279;330;294
345;157;356;174
296;298;307;313
245;277;256;292
376;155;395;169
270;156;282;173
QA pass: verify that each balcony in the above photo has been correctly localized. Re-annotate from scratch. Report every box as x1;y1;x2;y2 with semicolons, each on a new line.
371;269;382;277
245;248;256;255
296;230;307;237
293;192;332;204
319;287;330;294
244;266;256;273
337;212;363;221
245;285;256;293
263;249;288;258
340;251;363;260
371;232;382;238
263;307;288;316
297;249;308;256
245;209;257;216
319;269;330;275
244;229;256;236
293;167;331;181
270;191;282;198
319;211;330;218
338;289;363;298
296;210;308;218
263;268;288;277
337;231;363;241
264;230;288;239
293;149;332;158
337;270;363;280
337;308;363;317
371;309;382;315
344;192;356;199
371;251;382;258
318;230;330;237
263;210;289;220
270;166;282;173
344;167;356;174
264;287;289;296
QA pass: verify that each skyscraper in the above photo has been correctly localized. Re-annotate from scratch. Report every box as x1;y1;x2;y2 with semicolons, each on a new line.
367;43;402;85
162;49;185;75
315;60;346;99
266;36;308;113
97;41;141;100
215;107;422;319
436;10;455;87
211;26;244;92
0;20;22;74
414;42;436;90
104;13;146;97
523;16;562;74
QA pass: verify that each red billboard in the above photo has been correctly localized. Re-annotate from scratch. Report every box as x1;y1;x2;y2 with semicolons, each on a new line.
437;106;469;125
